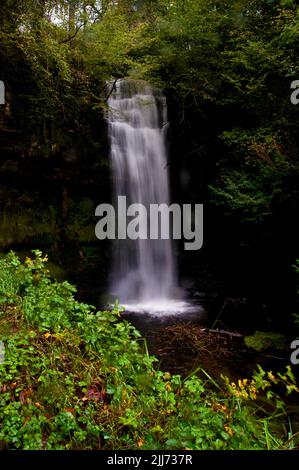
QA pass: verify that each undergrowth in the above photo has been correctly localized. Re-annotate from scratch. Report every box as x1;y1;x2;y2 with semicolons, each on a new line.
0;251;298;450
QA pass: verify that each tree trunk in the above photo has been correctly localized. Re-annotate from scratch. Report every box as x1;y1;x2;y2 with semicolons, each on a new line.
68;0;77;45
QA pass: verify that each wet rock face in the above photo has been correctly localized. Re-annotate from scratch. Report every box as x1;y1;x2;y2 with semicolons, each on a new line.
0;81;111;305
62;148;80;163
0;180;111;304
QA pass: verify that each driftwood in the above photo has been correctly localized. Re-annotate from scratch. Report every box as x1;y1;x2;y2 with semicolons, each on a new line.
154;323;249;378
199;328;242;338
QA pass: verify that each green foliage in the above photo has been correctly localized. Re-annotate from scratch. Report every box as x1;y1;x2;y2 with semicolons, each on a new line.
205;2;299;227
210;129;298;222
245;331;287;352
0;252;298;450
82;7;148;81
137;0;226;96
0;1;105;160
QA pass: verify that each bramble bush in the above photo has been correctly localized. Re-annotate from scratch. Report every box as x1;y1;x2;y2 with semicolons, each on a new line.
0;251;298;450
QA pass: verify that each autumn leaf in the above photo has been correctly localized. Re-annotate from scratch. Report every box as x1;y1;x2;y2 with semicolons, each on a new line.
19;388;32;404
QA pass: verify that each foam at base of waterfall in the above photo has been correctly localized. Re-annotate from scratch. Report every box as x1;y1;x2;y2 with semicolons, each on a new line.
122;299;201;316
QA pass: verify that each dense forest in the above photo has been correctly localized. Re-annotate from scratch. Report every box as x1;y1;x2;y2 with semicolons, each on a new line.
1;0;299;451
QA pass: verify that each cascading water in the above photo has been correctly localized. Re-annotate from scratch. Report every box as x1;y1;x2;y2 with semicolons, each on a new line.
107;79;197;314
107;79;177;304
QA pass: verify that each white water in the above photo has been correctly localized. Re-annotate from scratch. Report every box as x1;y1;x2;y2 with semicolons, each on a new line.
107;80;201;315
107;79;184;310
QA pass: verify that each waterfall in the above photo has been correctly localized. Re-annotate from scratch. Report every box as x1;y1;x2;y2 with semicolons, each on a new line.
107;79;179;307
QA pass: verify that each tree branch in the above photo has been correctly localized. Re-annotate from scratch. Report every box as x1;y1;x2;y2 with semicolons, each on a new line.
58;20;87;45
105;78;119;100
